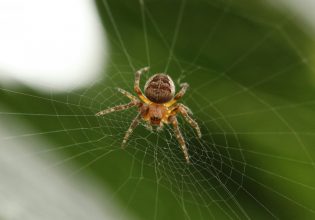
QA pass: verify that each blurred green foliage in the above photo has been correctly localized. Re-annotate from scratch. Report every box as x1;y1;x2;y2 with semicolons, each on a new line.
1;0;315;219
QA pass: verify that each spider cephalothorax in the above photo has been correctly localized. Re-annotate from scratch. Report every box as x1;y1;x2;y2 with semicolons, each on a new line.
96;67;201;163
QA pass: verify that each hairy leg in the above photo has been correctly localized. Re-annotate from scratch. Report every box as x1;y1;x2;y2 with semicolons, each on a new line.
174;83;189;100
122;113;142;147
134;67;151;103
95;101;138;116
173;104;201;138
117;88;138;101
165;83;189;107
169;115;190;164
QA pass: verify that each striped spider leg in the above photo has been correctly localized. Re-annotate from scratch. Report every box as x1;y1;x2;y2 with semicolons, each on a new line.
95;87;142;147
170;103;202;138
167;104;201;164
95;88;140;116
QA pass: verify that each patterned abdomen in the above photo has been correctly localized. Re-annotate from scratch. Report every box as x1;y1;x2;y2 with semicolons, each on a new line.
144;74;175;103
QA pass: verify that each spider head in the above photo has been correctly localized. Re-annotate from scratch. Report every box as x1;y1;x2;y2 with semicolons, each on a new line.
150;116;161;125
144;74;175;104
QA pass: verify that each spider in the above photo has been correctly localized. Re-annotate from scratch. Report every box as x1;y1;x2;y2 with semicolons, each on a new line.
96;67;201;163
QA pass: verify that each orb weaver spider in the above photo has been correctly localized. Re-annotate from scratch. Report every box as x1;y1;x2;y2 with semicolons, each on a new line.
96;67;201;163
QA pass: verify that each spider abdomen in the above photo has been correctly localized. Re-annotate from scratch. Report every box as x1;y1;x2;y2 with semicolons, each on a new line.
144;74;175;103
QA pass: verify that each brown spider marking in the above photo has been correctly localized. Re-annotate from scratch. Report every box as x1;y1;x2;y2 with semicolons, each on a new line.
96;67;201;164
144;74;175;104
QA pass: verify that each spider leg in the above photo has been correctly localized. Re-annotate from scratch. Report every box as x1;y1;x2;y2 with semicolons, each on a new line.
171;104;201;138
175;83;189;100
95;101;138;116
169;115;190;164
117;88;138;101
122;113;142;147
134;67;151;104
181;104;193;115
165;83;189;107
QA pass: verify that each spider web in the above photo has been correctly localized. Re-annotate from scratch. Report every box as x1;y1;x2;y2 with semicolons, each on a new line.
1;0;315;219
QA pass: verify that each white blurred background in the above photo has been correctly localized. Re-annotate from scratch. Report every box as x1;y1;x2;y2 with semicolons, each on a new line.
268;0;315;35
0;0;107;92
